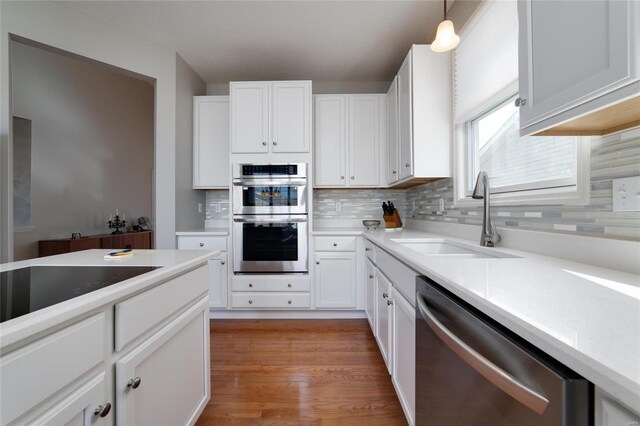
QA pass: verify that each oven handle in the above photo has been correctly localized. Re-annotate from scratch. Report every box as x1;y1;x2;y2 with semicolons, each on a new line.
232;178;307;186
233;216;308;223
416;292;549;415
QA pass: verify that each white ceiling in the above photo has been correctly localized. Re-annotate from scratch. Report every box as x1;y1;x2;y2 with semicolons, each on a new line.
58;1;447;84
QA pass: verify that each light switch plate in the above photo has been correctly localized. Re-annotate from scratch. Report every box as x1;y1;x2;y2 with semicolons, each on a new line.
612;176;640;212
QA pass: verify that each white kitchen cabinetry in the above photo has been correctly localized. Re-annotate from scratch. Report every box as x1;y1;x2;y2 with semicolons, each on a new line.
314;252;357;309
387;76;400;185
394;45;451;185
365;258;376;332
116;298;209;426
178;235;229;310
595;387;640;426
230;81;311;154
392;289;416;426
193;96;229;188
517;0;639;136
314;94;385;187
375;271;393;373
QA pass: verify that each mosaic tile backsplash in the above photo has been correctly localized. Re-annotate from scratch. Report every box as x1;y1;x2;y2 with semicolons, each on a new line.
314;129;640;240
205;190;230;220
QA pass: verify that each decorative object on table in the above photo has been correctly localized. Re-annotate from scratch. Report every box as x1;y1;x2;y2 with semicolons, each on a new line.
71;233;81;239
382;200;403;229
108;208;127;235
137;216;151;231
362;220;381;230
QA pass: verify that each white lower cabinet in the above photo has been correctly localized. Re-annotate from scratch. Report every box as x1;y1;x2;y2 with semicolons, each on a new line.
375;271;393;373
314;252;357;309
392;289;416;426
595;387;640;426
365;258;376;332
209;253;228;308
116;298;209;426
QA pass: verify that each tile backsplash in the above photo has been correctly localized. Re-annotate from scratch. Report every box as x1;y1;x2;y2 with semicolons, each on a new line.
315;129;640;240
205;190;230;220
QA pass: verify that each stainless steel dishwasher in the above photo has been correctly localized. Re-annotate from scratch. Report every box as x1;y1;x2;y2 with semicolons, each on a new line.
415;276;592;426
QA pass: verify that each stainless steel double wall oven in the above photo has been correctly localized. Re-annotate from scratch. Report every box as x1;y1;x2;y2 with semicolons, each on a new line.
232;163;308;273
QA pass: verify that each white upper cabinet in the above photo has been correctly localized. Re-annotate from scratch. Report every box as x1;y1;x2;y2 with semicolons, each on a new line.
517;0;639;135
387;76;400;185
314;96;347;186
230;81;311;154
393;45;452;185
314;94;385;188
193;96;229;189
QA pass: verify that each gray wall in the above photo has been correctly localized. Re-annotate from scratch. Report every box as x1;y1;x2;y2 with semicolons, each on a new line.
175;54;206;231
11;41;154;260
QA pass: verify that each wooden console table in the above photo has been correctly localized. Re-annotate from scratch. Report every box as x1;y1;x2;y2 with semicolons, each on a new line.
38;231;153;257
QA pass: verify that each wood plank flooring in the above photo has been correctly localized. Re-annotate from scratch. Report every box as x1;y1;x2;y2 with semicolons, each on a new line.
196;319;407;426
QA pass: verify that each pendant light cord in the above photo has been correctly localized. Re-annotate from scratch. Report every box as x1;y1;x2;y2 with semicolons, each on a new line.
443;0;447;21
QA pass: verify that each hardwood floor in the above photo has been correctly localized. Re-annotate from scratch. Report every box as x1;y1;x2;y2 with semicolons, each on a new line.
196;319;407;426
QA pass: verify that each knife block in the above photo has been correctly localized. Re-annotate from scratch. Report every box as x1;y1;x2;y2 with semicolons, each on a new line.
383;211;403;229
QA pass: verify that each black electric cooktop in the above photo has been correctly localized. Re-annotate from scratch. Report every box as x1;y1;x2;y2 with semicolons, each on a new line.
0;265;161;323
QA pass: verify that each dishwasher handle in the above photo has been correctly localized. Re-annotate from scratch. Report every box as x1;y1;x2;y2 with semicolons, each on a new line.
416;292;550;415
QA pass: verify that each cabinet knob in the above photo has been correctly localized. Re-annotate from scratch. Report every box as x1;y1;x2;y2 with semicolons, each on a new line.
333;243;337;247
365;248;370;252
249;300;253;304
351;176;355;180
288;283;292;288
262;141;267;146
316;261;320;265
220;260;225;265
369;275;373;279
249;283;253;288
288;300;292;304
341;176;345;180
405;163;410;168
94;403;112;418
387;300;393;306
272;141;277;146
392;170;397;174
199;242;204;247
127;377;142;389
515;97;527;107
382;292;388;298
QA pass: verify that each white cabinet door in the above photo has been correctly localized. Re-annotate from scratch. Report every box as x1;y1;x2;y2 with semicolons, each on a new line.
116;298;210;426
365;258;376;333
209;253;228;309
271;81;311;153
387;76;400;184
193;96;229;188
32;373;110;426
375;272;392;373
518;0;638;129
397;52;413;180
315;252;357;309
595;387;640;426
349;95;380;186
314;95;347;187
230;82;269;153
392;290;415;426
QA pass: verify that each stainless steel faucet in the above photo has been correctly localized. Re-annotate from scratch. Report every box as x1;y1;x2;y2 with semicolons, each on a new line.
472;171;501;247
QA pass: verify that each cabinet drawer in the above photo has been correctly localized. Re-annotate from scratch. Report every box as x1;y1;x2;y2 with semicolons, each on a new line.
115;266;208;351
177;235;227;251
232;275;310;292
0;313;106;425
315;236;357;251
376;248;418;306
231;293;311;309
364;239;376;262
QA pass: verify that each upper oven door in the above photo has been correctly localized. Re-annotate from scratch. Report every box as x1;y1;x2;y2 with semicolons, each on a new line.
232;179;307;215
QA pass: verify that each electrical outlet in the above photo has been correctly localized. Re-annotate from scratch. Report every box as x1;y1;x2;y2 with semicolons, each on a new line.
197;203;203;213
335;202;342;212
613;176;640;211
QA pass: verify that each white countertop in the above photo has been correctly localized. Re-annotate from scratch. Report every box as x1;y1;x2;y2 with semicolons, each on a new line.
175;227;229;236
360;228;640;411
0;249;217;349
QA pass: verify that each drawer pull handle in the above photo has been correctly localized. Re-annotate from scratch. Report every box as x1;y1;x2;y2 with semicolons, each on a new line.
249;283;253;288
405;163;410;168
387;300;393;306
262;141;267;146
94;403;112;418
249;300;253;304
273;141;277;146
127;377;142;389
199;242;204;247
365;248;370;252
382;292;388;299
369;275;373;279
221;260;225;265
316;261;320;265
288;283;292;288
333;243;338;247
288;300;292;304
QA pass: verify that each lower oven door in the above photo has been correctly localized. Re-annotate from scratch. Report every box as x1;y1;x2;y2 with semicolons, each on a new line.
233;215;308;273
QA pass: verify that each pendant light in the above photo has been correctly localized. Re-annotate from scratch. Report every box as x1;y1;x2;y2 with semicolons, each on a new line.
431;0;460;52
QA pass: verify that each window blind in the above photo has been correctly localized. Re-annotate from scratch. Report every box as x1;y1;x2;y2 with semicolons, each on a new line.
453;0;519;124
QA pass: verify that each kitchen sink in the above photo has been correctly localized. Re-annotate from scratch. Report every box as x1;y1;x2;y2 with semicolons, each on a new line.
390;239;518;259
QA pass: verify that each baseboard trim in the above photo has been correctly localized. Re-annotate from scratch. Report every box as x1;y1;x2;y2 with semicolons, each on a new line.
209;309;367;319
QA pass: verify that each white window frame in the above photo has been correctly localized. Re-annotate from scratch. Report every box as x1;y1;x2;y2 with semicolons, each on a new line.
453;96;591;208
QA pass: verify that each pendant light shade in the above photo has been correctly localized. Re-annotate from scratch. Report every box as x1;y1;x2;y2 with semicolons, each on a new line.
431;0;460;52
